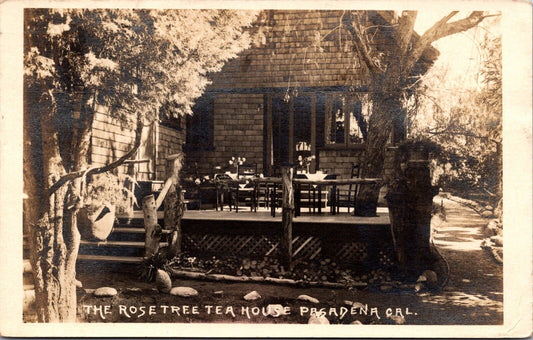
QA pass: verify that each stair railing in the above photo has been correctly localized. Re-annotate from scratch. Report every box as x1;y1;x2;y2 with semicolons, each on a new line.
142;153;183;258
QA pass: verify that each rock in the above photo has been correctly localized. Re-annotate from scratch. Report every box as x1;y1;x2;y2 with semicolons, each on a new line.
485;205;493;211
351;320;363;324
399;283;415;291
344;300;365;309
297;294;319;304
213;290;224;297
494;202;503;218
490;235;503;247
243;290;261;301
485;220;500;236
380;285;393;292
169;287;198;297
417;270;438;289
94;287;117;297
308;312;329;324
481;210;494;218
155;269;172;293
267;304;289;317
75;279;83;288
388;314;405;325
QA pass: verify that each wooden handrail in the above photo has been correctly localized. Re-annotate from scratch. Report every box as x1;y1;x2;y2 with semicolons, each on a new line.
155;177;173;210
143;153;183;258
123;158;151;164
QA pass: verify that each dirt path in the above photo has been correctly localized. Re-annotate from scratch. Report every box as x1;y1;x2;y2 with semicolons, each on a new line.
74;197;503;325
419;197;503;324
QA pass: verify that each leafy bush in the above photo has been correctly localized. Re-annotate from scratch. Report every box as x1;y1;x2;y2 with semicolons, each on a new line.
84;172;137;214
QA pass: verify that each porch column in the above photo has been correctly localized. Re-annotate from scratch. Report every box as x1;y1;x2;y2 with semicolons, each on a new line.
280;166;294;270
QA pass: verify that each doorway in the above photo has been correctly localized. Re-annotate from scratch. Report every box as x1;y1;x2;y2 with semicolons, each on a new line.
266;93;316;175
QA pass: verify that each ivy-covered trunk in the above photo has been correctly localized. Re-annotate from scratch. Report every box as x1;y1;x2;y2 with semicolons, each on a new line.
356;90;403;216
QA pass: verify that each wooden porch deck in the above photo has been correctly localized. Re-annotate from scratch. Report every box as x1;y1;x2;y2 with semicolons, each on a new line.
183;208;390;225
120;207;390;226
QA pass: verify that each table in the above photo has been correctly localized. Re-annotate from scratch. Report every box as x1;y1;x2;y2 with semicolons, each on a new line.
215;177;257;212
293;178;382;215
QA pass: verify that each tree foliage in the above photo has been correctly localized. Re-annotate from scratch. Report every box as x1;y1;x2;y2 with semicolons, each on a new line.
342;11;496;215
24;8;257;322
409;21;502;205
25;8;257;165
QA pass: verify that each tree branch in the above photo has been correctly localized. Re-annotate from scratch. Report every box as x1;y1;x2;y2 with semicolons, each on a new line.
345;12;381;76
405;11;493;74
426;128;500;144
47;113;145;197
395;11;418;55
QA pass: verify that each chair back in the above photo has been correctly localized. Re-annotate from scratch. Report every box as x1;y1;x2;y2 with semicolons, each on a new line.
351;164;361;178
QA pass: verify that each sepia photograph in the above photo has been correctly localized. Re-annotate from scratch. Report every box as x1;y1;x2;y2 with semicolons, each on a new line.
0;0;531;337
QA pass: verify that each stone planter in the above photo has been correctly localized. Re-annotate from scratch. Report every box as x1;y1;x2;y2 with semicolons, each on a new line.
386;158;440;279
385;191;409;268
78;203;116;241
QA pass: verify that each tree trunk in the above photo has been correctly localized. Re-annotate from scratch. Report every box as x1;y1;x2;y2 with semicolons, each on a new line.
356;92;401;216
29;105;79;322
27;88;95;322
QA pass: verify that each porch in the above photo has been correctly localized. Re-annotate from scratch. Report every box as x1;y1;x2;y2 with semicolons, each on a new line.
78;207;394;269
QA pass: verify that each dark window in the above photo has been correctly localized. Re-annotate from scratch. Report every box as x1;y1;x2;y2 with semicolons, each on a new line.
186;94;214;150
271;96;290;165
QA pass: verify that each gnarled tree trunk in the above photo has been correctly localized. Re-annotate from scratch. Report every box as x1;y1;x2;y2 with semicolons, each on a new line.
29;101;78;322
28;88;94;322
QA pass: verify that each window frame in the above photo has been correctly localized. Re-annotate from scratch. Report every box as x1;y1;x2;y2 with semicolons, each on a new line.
323;92;370;149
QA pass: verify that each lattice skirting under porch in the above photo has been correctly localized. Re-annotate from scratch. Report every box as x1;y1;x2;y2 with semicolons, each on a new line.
182;233;395;266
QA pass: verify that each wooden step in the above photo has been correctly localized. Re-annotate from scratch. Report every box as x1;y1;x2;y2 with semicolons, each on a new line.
116;211;164;220
77;254;143;263
112;227;172;234
80;240;168;248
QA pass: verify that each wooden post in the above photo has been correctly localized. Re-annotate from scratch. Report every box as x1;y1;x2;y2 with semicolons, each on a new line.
164;153;183;259
142;194;161;258
280;166;294;270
